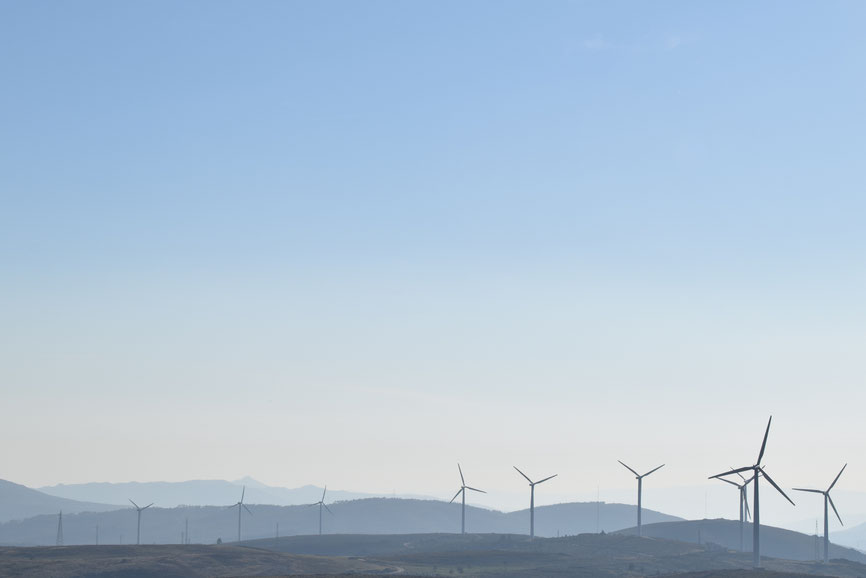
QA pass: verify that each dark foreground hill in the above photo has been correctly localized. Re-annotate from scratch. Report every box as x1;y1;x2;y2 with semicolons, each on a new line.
0;544;395;577
0;497;679;546
616;519;866;564
2;533;861;577
0;480;119;523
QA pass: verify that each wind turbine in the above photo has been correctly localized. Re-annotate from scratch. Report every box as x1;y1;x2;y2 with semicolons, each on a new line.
309;486;333;536
618;461;664;537
128;500;153;545
709;416;795;568
449;463;486;534
229;486;253;542
715;468;754;552
793;463;847;563
513;466;556;539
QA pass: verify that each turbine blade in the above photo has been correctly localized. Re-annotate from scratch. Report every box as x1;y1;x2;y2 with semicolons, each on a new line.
458;463;465;486
241;485;245;503
307;503;318;507
734;467;747;483
465;486;486;494
642;464;665;478
792;488;824;494
618;461;640;477
243;504;253;516
828;463;847;492
828;494;843;526
709;466;753;479
143;503;153;510
450;488;463;503
513;466;533;484
757;416;772;465
760;467;795;506
322;485;327;502
324;504;334;515
743;489;751;521
717;478;739;487
129;499;139;509
535;474;557;485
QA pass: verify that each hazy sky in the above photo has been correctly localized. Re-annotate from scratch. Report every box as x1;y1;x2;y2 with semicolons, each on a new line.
2;1;865;522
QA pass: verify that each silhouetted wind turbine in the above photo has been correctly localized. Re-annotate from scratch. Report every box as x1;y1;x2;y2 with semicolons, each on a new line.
128;499;153;545
618;461;664;537
309;486;333;536
710;416;795;568
794;463;847;563
513;466;556;539
715;468;754;552
450;464;486;534
229;486;253;542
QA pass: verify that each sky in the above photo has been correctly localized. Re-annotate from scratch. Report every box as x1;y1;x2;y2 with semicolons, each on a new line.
2;1;866;525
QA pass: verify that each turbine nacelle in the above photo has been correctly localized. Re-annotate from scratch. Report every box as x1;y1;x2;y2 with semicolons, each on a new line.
513;466;557;487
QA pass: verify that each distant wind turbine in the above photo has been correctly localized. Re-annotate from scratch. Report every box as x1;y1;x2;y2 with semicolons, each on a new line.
709;416;795;569
513;466;556;539
450;464;486;534
715;468;754;552
618;461;664;537
129;499;153;545
794;463;847;563
309;486;333;536
228;486;253;542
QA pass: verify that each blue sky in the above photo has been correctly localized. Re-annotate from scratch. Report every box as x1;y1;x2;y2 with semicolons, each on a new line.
2;1;866;522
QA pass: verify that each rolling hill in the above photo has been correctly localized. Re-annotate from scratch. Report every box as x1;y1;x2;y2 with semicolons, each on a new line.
0;497;680;546
616;519;866;564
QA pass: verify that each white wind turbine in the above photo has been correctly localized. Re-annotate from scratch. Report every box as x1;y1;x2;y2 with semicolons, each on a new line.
513;466;556;540
128;499;153;545
449;464;486;534
309;486;333;535
709;416;795;568
229;486;253;542
794;464;847;563
715;468;754;552
618;461;664;537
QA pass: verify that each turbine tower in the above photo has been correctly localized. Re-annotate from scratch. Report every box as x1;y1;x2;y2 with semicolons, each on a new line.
229;486;253;542
513;466;557;540
715;469;754;552
793;463;847;563
618;461;664;537
709;416;795;568
129;500;153;545
449;463;486;534
56;511;63;546
308;486;333;536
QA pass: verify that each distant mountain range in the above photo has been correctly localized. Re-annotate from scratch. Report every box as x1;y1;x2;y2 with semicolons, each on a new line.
617;518;866;564
831;519;866;551
0;480;118;523
37;477;403;508
0;497;680;546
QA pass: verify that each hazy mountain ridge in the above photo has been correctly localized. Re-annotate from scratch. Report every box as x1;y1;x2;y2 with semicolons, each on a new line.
830;520;866;551
38;478;418;507
0;480;119;523
0;497;680;546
